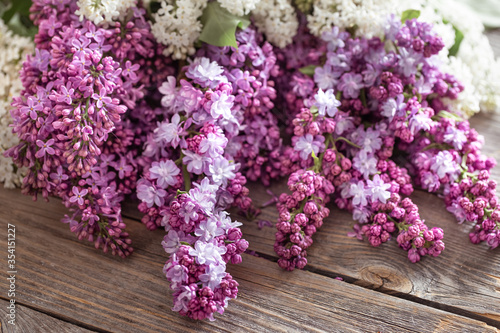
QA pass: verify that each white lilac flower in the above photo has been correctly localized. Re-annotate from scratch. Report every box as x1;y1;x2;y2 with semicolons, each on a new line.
137;179;167;208
314;88;341;117
189;240;227;265
366;174;391;204
76;0;136;25
294;134;324;160
430;151;459;180
199;132;228;158
353;150;378;179
252;0;298;48
193;177;220;195
218;0;261;16
154;113;182;148
149;160;180;188
307;0;398;39
0;20;33;188
348;180;370;207
151;0;208;60
207;157;238;186
443;125;468;150
199;263;227;290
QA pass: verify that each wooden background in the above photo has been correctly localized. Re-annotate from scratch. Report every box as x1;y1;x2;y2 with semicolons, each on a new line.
1;30;500;333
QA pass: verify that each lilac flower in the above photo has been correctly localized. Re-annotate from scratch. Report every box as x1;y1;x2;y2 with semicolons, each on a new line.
443;126;467;150
199;264;227;290
189;240;227;265
314;65;339;91
21;97;43;120
294;134;325;160
430;151;459;179
398;48;423;77
409;113;432;133
338;73;363;99
231;69;255;91
366;174;391;204
165;259;188;289
348;181;370;207
353;150;378;179
159;76;177;108
69;187;88;206
137;179;167;208
123;60;140;80
384;14;401;41
50;166;69;183
199;132;228;158
57;84;74;105
185;57;226;89
188;184;216;213
381;95;406;119
347;224;365;240
215;210;243;230
321;26;345;51
314;88;341;117
92;88;112;109
418;172;438;193
35;139;56;158
149;160;180;188
162;230;192;254
352;208;371;224
182;150;208;175
356;127;382;154
195;217;225;241
155;113;183;148
210;91;234;120
446;202;467;224
207;157;238;186
172;285;195;313
113;157;133;179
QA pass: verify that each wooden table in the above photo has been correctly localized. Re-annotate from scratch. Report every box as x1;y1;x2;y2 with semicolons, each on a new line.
1;31;500;333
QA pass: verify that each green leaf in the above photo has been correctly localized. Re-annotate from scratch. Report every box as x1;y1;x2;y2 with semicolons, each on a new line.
298;64;317;77
199;2;250;48
401;9;420;23
448;25;464;57
434;110;463;122
2;0;31;24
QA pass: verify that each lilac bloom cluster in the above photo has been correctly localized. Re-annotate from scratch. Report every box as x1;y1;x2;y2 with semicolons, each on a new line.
6;0;173;257
199;27;284;185
271;15;456;268
409;116;500;248
136;57;252;319
275;169;333;271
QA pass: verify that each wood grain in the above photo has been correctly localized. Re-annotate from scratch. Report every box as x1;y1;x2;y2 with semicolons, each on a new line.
0;187;498;333
0;299;95;333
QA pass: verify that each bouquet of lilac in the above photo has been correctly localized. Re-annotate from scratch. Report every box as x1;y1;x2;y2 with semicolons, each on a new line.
4;0;500;322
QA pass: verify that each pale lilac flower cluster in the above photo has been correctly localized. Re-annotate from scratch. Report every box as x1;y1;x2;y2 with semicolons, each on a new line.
136;57;253;319
6;0;171;257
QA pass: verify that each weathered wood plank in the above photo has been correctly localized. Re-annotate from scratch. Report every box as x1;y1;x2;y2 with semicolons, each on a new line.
485;29;500;57
0;299;95;333
0;187;498;333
